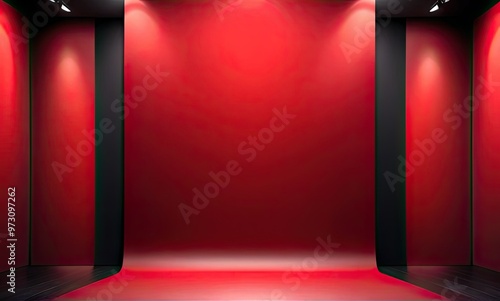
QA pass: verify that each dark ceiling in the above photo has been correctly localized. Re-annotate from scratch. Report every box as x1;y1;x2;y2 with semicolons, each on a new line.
4;0;499;20
5;0;123;18
377;0;489;18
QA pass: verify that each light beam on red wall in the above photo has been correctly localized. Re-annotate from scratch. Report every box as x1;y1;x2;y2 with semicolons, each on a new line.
31;20;96;265
473;1;500;272
0;1;30;272
406;19;471;265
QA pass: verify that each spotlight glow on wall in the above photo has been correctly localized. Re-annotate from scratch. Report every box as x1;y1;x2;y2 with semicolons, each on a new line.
49;0;71;13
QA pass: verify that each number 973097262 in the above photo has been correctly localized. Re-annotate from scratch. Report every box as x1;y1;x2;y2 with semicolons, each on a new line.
7;187;16;238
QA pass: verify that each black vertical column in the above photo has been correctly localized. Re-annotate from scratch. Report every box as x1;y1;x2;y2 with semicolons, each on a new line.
375;17;407;266
95;19;124;266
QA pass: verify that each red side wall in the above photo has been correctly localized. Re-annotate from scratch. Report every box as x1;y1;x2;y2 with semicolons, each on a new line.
31;20;95;265
406;20;471;265
473;2;500;272
0;1;30;272
124;0;375;265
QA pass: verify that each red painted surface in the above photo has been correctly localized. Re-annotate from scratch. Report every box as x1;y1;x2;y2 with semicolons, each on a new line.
123;0;376;262
58;268;439;300
473;2;500;272
406;20;471;265
31;21;95;265
60;0;436;299
0;1;30;272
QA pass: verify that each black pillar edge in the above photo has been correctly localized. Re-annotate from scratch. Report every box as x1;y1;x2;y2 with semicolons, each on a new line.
94;18;124;267
472;0;500;20
3;0;30;16
375;17;407;267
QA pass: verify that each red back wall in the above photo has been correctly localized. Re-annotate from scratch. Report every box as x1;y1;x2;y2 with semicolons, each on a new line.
124;0;375;267
0;1;30;272
473;2;500;272
406;19;471;265
31;20;95;265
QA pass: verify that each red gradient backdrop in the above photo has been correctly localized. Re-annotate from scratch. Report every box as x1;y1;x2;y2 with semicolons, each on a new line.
31;20;95;265
123;0;377;262
406;20;471;265
473;2;500;272
59;0;439;299
0;1;30;272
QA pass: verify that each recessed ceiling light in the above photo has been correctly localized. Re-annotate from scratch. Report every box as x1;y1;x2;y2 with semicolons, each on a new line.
60;0;71;12
430;2;440;13
51;0;71;13
430;0;452;13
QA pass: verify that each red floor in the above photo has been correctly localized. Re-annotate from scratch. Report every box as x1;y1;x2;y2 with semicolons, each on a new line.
57;256;440;300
